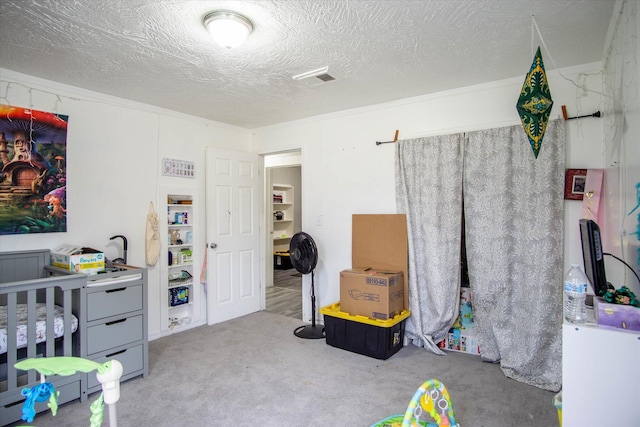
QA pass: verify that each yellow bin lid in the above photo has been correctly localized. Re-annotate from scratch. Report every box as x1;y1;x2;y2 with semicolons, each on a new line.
320;302;411;327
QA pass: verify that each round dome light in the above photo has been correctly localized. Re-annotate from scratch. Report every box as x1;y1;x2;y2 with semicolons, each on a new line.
203;11;253;49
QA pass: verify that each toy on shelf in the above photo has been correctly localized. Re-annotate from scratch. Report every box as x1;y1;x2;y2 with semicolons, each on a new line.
14;356;123;427
371;379;459;427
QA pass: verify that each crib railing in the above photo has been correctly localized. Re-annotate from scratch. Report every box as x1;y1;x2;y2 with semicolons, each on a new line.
2;266;85;387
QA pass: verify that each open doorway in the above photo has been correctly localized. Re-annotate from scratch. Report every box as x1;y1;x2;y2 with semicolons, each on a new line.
264;151;302;319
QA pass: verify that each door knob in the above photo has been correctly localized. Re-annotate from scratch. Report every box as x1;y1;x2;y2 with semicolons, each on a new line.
209;243;217;249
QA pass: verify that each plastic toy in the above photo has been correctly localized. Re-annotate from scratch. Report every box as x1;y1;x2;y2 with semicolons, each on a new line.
14;356;123;427
20;382;59;423
371;379;459;427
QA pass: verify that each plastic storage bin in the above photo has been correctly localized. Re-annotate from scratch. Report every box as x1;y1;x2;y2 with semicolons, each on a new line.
320;302;411;360
554;391;562;427
273;251;292;270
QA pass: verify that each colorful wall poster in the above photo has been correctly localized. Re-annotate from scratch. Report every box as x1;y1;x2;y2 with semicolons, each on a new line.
0;105;68;234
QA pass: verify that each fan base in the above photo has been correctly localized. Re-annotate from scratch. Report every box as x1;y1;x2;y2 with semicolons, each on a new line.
293;324;326;339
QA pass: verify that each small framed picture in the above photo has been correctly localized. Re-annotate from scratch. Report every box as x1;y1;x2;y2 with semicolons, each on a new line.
564;169;587;200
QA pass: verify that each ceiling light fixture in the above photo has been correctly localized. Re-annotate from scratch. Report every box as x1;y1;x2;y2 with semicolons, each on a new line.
203;11;253;49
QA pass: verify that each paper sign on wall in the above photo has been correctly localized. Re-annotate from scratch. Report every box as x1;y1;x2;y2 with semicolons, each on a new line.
162;157;195;178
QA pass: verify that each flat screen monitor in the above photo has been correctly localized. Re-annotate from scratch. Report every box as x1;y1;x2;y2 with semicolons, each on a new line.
579;219;608;297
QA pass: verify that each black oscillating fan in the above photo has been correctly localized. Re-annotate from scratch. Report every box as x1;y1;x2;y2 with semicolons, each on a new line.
290;232;325;339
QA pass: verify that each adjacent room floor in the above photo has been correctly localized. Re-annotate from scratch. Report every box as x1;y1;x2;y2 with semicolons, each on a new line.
265;268;302;319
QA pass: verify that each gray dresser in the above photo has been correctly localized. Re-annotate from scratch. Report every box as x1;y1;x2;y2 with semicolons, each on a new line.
82;266;148;397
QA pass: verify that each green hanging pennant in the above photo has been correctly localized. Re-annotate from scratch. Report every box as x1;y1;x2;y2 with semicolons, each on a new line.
516;46;554;158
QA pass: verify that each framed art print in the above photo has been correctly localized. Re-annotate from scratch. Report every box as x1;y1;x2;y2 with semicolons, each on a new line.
564;169;587;200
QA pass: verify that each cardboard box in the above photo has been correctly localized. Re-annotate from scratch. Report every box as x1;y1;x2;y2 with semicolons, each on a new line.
437;328;480;355
451;287;474;331
340;268;404;320
51;245;105;274
594;297;640;332
321;302;410;360
351;214;409;310
437;287;480;355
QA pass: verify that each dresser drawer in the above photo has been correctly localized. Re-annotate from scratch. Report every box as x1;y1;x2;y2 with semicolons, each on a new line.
87;284;143;321
87;344;144;389
87;315;143;355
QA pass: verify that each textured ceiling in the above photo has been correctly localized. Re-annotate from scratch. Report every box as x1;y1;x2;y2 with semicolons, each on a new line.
0;0;615;129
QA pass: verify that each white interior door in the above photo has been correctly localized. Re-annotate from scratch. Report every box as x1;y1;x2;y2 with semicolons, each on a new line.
206;148;261;324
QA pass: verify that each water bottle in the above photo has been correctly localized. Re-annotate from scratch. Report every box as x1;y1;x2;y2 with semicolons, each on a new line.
564;264;588;323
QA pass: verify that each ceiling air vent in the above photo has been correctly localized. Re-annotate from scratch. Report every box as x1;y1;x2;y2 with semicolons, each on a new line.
292;66;336;87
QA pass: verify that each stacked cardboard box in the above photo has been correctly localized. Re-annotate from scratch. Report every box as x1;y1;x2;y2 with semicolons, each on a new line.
323;214;411;359
339;268;404;320
339;214;409;318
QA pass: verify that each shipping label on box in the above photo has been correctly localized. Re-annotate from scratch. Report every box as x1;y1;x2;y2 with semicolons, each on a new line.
340;268;404;320
51;244;105;274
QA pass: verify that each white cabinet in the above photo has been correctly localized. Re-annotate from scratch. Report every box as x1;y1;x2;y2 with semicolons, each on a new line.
273;184;294;252
562;318;640;426
159;189;204;334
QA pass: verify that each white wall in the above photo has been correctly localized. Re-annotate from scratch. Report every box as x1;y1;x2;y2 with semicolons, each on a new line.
253;64;606;322
0;69;251;338
2;54;626;331
601;0;640;296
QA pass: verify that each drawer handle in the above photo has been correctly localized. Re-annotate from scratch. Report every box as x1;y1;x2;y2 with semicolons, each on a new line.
105;318;127;326
106;348;127;358
106;287;127;293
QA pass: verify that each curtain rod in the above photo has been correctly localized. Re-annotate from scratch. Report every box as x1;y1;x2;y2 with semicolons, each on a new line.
375;129;399;145
375;116;568;145
561;105;601;121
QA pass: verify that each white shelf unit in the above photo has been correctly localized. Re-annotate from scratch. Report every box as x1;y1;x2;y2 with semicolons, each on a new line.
562;317;640;426
159;190;203;334
272;184;294;252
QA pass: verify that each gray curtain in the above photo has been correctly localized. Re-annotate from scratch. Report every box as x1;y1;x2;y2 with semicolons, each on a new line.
395;120;564;391
395;134;464;354
464;120;564;391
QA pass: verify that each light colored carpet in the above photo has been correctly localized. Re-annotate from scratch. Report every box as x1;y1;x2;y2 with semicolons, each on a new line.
8;311;558;427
